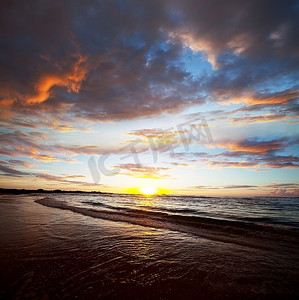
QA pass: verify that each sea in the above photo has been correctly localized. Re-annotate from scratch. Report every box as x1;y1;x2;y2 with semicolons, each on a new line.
1;193;299;299
37;193;299;230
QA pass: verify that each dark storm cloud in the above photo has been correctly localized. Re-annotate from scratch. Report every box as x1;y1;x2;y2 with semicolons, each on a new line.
0;0;195;121
171;0;299;64
169;0;299;104
0;0;298;121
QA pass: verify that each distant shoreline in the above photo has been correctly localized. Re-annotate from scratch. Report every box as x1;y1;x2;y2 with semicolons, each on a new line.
0;188;213;198
0;188;104;195
0;188;298;198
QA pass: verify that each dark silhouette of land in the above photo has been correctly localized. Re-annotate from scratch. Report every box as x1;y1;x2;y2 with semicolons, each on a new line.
0;188;103;195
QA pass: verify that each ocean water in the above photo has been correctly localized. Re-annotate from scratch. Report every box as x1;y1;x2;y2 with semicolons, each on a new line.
40;193;299;229
1;193;299;299
67;194;299;229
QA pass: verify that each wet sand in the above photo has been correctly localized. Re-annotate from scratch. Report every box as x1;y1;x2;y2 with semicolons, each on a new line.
1;194;299;299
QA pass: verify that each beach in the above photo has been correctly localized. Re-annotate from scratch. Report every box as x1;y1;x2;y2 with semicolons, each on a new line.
1;193;299;299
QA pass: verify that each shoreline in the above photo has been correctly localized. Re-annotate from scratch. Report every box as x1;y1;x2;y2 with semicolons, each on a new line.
35;196;299;252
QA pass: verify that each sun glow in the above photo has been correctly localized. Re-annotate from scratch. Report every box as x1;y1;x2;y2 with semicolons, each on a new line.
125;185;170;196
139;185;158;196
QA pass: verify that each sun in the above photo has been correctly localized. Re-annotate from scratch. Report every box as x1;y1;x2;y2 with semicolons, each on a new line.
139;185;158;196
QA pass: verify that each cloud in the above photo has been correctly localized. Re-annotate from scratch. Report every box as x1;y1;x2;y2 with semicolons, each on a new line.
183;92;299;126
0;163;31;177
5;159;34;168
1;128;179;167
127;128;182;153
127;118;212;153
128;129;177;140
243;89;299;106
230;114;293;124
208;160;260;168
0;115;93;134
0;0;198;122
171;0;299;74
34;173;97;186
182;138;299;169
218;138;299;169
35;155;77;163
171;162;189;167
224;185;258;189
55;145;105;156
216;138;286;155
0;0;298;123
266;183;299;197
191;184;258;190
114;163;171;179
0;130;109;162
191;183;299;196
0;160;100;187
269;188;299;197
27;56;87;104
265;183;299;188
261;155;299;169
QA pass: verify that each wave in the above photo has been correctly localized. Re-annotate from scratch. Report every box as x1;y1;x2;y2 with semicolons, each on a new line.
83;200;199;215
140;205;199;214
35;197;299;251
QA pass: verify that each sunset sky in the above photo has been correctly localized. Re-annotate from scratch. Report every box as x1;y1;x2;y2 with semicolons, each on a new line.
0;0;298;196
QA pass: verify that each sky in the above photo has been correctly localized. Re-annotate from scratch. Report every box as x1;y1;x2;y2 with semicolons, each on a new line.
0;0;298;196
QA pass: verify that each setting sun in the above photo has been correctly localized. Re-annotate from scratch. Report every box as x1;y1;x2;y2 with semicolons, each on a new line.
139;185;158;196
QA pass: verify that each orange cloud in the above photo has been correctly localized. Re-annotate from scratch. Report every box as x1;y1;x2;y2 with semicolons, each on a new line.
217;139;284;155
224;89;299;106
230;114;293;124
27;55;87;104
35;155;77;163
245;89;298;105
